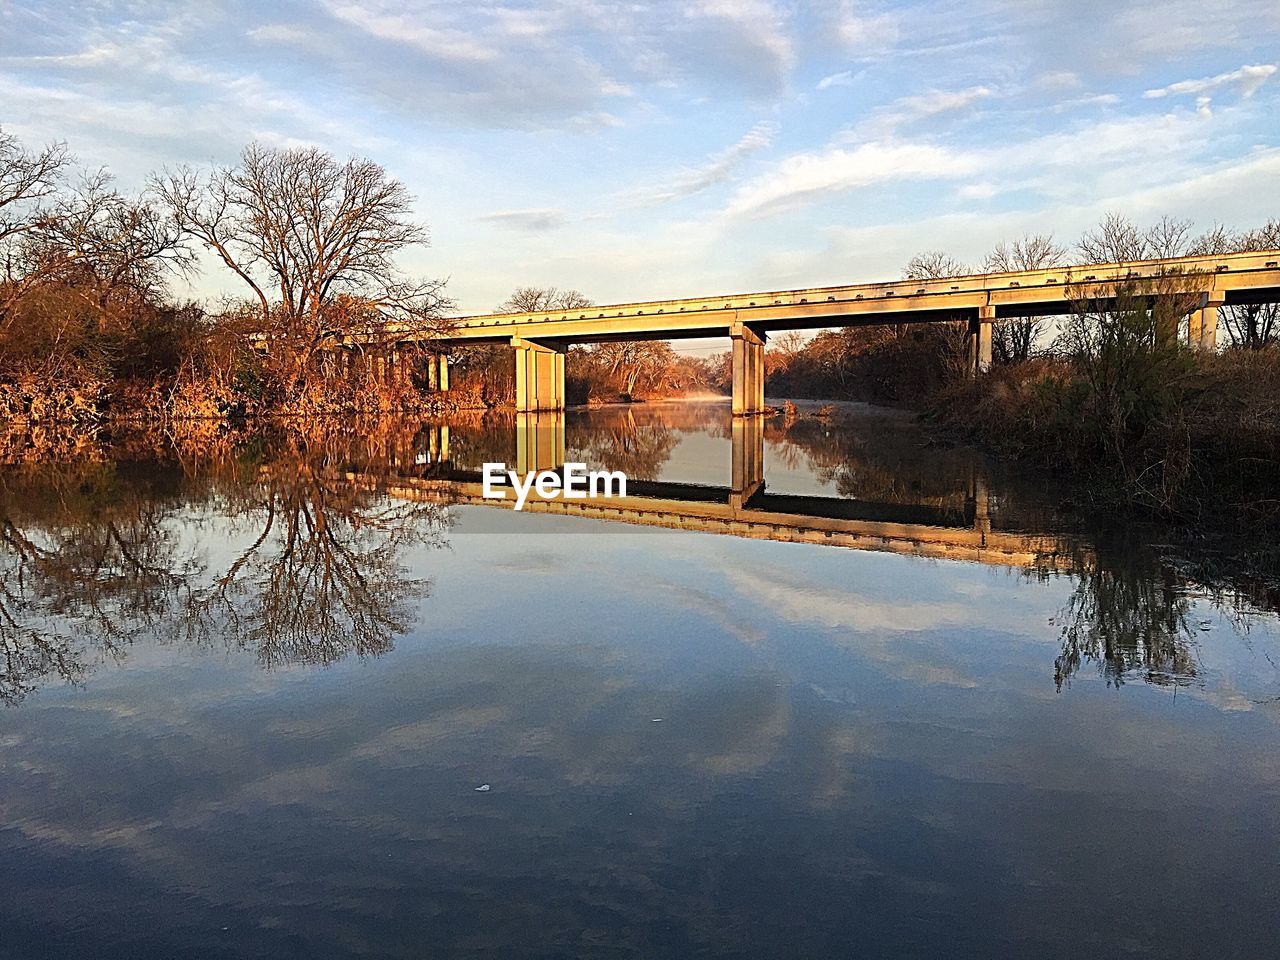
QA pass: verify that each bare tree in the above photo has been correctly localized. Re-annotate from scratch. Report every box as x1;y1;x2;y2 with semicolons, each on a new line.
984;233;1067;362
1077;213;1194;264
154;143;452;398
0;128;70;326
499;286;593;313
903;250;969;281
1;132;190;383
35;171;191;328
901;250;970;367
1078;212;1147;263
585;340;676;398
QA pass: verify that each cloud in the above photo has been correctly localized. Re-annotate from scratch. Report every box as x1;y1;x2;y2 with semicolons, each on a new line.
817;70;859;90
635;121;778;204
817;0;899;53
476;209;567;231
321;0;499;64
857;85;993;135
725;140;981;217
245;23;314;45
1143;63;1277;99
722;97;1235;220
682;0;796;92
1051;92;1120;112
263;0;802;127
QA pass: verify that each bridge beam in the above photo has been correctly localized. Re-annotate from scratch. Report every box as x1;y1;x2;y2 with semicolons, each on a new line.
513;338;566;412
968;306;994;375
731;324;766;416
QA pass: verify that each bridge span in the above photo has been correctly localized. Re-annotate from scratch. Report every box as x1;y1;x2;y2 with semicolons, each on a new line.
363;250;1280;415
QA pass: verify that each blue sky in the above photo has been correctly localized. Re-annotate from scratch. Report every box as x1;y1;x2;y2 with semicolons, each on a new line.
2;0;1278;315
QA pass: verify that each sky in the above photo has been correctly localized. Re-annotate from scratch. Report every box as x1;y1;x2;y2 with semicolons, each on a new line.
2;0;1279;319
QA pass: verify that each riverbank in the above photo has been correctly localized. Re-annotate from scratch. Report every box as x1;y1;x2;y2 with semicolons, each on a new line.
925;347;1280;533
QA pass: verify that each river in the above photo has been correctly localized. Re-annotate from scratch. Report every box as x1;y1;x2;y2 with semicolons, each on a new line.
1;400;1278;959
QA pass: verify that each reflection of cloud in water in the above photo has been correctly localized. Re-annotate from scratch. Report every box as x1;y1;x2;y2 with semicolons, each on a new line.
483;550;573;575
658;581;767;647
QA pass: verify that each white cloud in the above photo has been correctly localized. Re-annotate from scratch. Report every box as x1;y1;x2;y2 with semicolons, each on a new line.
1144;63;1277;99
723;103;1227;220
321;1;498;64
817;70;858;90
636;121;778;204
245;23;312;45
725;140;981;218
1051;92;1120;113
858;85;993;135
822;0;899;52
476;209;567;231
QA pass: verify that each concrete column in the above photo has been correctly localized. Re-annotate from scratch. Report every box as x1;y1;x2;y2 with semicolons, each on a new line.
1192;298;1221;351
512;339;566;412
730;324;766;416
515;411;566;475
426;353;438;390
971;474;991;542
730;414;765;509
968;306;994;375
437;353;450;392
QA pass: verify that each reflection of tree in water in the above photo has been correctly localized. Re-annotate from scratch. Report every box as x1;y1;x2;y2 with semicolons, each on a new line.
764;415;976;512
185;445;442;667
0;429;447;703
569;409;679;481
1047;532;1200;690
0;461;205;703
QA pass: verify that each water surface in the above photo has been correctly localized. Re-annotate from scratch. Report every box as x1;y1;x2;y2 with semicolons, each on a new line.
2;402;1278;959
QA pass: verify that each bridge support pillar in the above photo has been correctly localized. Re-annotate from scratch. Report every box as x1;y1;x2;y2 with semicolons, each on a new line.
392;347;410;387
730;414;765;509
731;324;766;416
513;339;566;412
424;352;449;392
515;411;566;475
1189;297;1221;351
968;306;994;375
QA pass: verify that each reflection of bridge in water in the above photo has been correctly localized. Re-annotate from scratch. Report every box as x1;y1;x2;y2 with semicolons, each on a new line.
342;414;1084;572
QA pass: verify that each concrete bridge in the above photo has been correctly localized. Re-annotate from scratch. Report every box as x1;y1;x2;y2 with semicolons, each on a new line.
339;415;1086;573
383;249;1280;415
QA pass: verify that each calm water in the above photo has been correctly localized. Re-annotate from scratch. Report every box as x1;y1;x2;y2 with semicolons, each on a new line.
2;401;1278;959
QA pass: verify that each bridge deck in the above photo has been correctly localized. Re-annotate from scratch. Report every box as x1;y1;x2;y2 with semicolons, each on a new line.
426;250;1280;344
